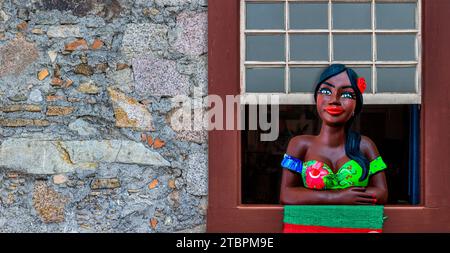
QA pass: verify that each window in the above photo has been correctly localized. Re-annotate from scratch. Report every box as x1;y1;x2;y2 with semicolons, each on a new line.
208;0;450;232
241;0;421;104
240;0;422;205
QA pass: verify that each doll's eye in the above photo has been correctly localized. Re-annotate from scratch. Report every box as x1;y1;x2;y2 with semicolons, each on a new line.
341;92;355;99
318;88;332;95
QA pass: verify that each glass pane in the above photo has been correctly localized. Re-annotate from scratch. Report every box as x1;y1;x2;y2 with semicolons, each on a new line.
246;67;285;93
377;35;416;61
376;3;416;29
246;2;285;29
290;35;328;61
333;3;371;29
289;2;328;29
290;67;323;92
246;35;285;61
333;34;372;61
377;67;416;93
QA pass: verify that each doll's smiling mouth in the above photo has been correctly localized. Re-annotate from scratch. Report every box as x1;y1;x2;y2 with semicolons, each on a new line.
325;106;344;116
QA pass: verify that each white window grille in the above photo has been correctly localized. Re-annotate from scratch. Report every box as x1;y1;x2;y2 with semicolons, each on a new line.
240;0;421;104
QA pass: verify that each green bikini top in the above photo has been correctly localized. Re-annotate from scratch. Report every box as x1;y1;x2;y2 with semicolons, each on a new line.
281;155;387;190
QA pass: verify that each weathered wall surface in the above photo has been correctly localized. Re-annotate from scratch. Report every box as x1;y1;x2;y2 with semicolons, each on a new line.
0;0;208;232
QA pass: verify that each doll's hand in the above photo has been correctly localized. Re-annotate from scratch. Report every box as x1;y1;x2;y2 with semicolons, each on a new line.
332;187;377;205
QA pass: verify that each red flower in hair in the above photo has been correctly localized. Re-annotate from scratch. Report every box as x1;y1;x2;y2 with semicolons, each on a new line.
357;77;367;94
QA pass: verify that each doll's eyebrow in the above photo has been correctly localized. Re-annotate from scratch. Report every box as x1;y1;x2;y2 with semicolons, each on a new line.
322;82;335;87
341;85;353;90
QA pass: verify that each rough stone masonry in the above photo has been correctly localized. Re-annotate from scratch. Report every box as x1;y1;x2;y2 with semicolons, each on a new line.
0;0;208;232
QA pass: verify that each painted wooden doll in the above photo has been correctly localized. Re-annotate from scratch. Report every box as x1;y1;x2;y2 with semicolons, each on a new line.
280;64;388;205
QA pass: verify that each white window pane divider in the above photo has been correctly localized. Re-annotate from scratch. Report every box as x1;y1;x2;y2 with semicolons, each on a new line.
245;29;419;34
245;61;418;65
240;93;421;105
372;0;376;94
416;0;422;101
285;0;290;94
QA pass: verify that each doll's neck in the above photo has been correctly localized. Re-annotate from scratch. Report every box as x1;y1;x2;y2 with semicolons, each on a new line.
318;123;346;147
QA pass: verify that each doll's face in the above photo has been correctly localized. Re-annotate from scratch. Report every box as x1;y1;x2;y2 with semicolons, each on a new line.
316;71;357;126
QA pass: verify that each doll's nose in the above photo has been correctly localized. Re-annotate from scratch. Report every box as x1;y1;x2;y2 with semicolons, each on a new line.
329;92;341;105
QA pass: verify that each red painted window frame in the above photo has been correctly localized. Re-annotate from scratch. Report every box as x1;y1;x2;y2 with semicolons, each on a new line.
207;0;450;232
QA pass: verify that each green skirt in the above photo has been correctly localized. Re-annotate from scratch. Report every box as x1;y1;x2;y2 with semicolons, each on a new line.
283;205;386;233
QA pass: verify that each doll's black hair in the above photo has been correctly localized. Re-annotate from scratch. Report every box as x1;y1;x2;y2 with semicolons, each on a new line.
313;64;370;181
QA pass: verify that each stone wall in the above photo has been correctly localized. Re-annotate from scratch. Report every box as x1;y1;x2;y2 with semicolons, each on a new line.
0;0;208;232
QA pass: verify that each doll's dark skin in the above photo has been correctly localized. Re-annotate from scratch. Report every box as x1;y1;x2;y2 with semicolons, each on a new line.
279;71;388;205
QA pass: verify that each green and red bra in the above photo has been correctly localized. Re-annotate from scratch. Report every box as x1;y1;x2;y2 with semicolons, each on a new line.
281;154;387;190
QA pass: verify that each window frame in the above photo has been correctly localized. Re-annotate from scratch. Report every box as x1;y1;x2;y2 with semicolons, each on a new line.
240;0;422;105
208;0;450;232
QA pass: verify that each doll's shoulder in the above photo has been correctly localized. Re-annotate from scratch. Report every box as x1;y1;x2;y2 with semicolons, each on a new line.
286;135;315;159
360;135;380;160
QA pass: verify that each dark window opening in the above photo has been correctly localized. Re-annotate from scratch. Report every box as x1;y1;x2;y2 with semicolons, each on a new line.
241;104;420;205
